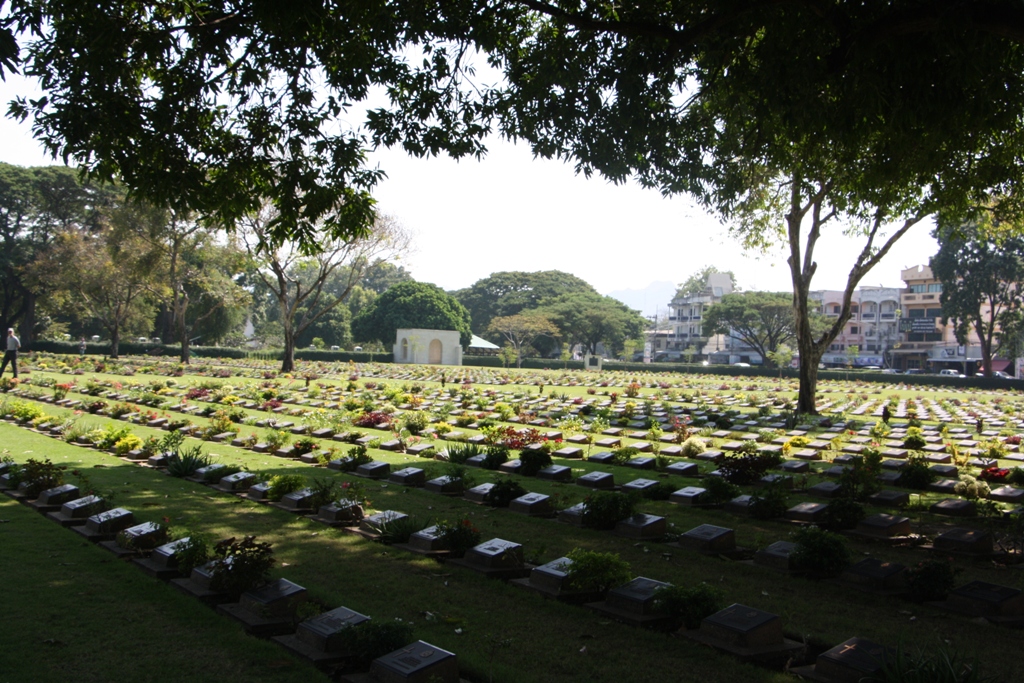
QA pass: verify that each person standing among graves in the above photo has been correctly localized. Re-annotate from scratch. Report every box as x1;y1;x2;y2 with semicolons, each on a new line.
881;405;891;424
79;337;87;357
1;328;20;378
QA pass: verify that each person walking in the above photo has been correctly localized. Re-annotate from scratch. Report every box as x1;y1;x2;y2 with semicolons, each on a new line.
1;328;20;378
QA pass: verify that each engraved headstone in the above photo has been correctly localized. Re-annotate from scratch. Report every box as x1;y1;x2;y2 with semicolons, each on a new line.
605;577;671;616
813;637;889;683
934;527;993;555
753;541;796;571
576;471;615;489
389;467;426;487
369;641;459;683
615;513;667;540
463;538;524;570
295;605;370;652
946;580;1024;617
700;604;784;648
508;492;553;517
841;558;906;591
679;524;736;553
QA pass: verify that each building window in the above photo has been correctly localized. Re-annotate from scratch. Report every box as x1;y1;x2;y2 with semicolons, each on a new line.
926;308;943;318
908;309;925;318
851;305;859;314
910;284;927;293
925;332;943;341
928;283;943;293
831;304;841;314
850;326;859;334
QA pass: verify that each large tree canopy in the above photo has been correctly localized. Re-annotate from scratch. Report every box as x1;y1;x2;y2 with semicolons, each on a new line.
0;0;511;251
453;270;599;336
931;215;1024;378
702;292;802;367
352;281;472;348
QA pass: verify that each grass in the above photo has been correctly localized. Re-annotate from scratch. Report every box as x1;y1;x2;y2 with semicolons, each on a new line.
3;360;1024;682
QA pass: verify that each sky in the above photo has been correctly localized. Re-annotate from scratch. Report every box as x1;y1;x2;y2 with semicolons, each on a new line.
0;71;938;309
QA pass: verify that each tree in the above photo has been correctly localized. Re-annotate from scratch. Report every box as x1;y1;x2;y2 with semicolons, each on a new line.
487;313;558;368
0;164;116;341
453;270;600;335
675;266;736;299
766;344;793;379
2;1;508;251
127;211;250;363
702;292;798;367
931;217;1024;378
352;281;472;349
242;209;410;372
537;292;645;357
484;2;1024;413
34;219;159;357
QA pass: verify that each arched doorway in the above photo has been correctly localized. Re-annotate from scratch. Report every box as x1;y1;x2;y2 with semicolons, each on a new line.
428;338;442;364
401;337;409;361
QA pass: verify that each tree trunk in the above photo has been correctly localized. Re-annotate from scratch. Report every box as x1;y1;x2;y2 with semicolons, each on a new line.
281;327;296;372
180;335;191;365
796;333;823;413
19;291;36;343
110;327;120;359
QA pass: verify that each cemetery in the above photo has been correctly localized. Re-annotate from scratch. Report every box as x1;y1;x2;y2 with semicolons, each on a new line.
4;351;1024;682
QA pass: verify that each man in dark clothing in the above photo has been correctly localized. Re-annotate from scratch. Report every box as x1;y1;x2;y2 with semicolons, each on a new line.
1;328;20;378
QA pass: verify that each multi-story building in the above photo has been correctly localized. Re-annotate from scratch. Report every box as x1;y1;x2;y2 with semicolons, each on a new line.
810;287;902;367
665;272;735;360
892;264;1005;374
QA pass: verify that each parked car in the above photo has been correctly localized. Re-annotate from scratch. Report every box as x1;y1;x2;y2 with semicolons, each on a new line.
904;368;926;375
732;362;751;367
881;368;901;374
992;370;1015;379
939;369;966;378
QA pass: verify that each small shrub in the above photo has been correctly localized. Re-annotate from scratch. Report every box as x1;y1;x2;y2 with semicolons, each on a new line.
898;456;936;490
819;497;865;531
435;518;481;558
609;446;641;466
581;491;638;530
639;481;677;501
171;534;211;576
16;458;66;498
264;429;290;451
954;474;990;501
445;442;481;464
904;558;961;602
1007;467;1024;487
400;411;429;435
209;535;275;597
165;445;211;478
307;476;340;510
653;583;725;630
791;526;850;579
331;621;415;670
564;548;632;593
266;473;306;501
483;478;527;507
481;444;510;469
837;448;883;501
336;445;372;472
718;451;782;485
375;514;423;545
702;476;741;505
749;485;789;520
519;449;552;476
680;436;707;458
292;436;320;455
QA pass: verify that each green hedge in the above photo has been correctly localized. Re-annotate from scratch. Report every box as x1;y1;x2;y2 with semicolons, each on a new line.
27;340;250;359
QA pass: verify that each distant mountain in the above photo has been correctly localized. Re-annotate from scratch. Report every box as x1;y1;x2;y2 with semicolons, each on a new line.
605;281;678;318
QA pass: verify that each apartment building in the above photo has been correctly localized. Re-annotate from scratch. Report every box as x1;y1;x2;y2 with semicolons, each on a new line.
810;287;902;367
